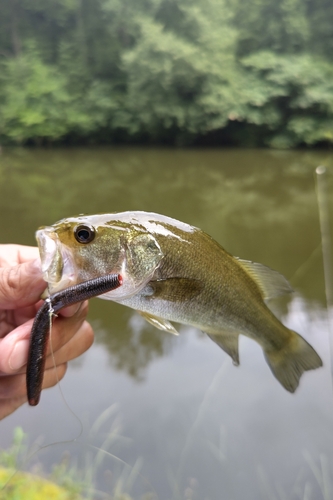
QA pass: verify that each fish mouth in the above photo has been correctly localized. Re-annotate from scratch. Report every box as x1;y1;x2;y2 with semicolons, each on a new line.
36;227;77;294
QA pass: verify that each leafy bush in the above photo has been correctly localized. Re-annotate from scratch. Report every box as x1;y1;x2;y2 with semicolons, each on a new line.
0;0;332;147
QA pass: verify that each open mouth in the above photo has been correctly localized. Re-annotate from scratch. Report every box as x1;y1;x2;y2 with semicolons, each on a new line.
36;227;76;293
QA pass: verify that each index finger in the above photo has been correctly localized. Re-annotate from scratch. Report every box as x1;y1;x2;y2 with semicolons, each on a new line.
0;259;46;309
0;245;40;267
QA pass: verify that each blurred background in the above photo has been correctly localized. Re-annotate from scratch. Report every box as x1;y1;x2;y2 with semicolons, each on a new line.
0;1;333;500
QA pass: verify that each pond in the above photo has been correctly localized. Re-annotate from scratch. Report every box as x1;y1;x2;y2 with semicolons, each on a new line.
0;147;332;500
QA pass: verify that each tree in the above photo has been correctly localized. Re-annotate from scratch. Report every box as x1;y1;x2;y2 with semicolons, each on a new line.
0;0;332;147
116;0;241;142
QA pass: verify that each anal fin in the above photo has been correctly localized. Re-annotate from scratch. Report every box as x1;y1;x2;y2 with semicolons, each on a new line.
206;331;240;366
138;311;179;336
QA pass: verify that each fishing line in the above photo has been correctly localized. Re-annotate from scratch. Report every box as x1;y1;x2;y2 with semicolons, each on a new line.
0;295;84;494
177;359;229;483
288;243;322;288
315;166;333;398
1;399;157;498
47;295;84;440
3;289;157;496
27;273;123;406
0;424;157;498
315;167;333;311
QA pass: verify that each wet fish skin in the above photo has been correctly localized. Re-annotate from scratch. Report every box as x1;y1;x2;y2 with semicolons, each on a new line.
36;211;323;392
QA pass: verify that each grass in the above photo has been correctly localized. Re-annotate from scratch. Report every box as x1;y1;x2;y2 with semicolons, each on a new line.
0;467;81;500
0;427;83;499
0;419;155;500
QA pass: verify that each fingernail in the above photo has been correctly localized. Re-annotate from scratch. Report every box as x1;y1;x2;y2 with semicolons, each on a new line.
9;340;29;371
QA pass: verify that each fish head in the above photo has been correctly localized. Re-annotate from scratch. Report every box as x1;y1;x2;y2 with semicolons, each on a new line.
36;214;164;299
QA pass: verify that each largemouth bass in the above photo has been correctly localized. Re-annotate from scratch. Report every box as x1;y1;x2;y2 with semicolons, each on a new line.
36;211;322;392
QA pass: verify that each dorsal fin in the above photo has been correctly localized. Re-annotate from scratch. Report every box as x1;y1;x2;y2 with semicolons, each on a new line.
235;258;293;300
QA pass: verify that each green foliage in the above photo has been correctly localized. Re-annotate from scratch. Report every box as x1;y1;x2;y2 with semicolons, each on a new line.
0;48;71;142
0;425;153;500
0;427;27;470
0;0;332;147
241;52;333;146
0;43;118;144
117;0;239;138
0;468;82;500
233;0;311;56
0;427;82;499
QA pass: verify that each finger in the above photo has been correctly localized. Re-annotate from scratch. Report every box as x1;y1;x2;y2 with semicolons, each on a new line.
0;320;35;373
0;303;90;374
42;362;67;389
0;259;46;309
0;362;67;419
0;302;43;339
43;320;94;370
0;300;86;340
0;298;84;341
0;372;27;399
58;301;86;318
0;364;67;401
0;245;39;267
17;246;40;265
45;301;90;355
0;396;27;420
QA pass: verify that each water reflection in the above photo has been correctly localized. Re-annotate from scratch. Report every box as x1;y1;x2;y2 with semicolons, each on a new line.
79;295;331;500
0;148;331;290
91;303;175;379
0;147;332;499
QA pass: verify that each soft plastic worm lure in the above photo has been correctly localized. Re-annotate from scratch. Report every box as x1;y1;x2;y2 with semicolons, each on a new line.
27;273;123;406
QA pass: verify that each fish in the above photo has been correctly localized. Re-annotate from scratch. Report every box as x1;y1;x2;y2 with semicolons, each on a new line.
36;211;322;393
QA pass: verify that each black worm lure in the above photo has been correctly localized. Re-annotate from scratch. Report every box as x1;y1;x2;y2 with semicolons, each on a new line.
27;273;123;406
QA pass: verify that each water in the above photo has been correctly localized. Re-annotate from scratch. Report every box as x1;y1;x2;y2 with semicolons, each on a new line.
0;147;332;499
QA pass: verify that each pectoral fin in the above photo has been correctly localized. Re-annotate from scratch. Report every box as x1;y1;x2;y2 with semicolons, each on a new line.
146;278;203;302
206;331;240;366
138;311;179;336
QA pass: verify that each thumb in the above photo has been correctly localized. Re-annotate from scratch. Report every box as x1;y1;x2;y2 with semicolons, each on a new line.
0;259;46;309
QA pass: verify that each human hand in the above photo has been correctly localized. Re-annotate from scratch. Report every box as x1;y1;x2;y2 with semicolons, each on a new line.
0;244;94;419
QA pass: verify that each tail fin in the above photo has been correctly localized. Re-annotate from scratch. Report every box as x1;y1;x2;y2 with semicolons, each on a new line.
264;331;322;392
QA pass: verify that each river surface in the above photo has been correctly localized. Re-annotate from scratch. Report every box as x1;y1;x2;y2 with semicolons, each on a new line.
0;147;333;500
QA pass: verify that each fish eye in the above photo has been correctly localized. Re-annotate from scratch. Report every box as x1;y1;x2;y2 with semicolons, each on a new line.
74;224;95;244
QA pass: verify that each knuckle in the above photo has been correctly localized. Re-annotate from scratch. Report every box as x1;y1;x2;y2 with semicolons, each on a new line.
79;300;89;317
70;302;89;324
81;322;94;350
0;267;21;304
55;363;67;383
0;374;25;399
43;363;67;389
